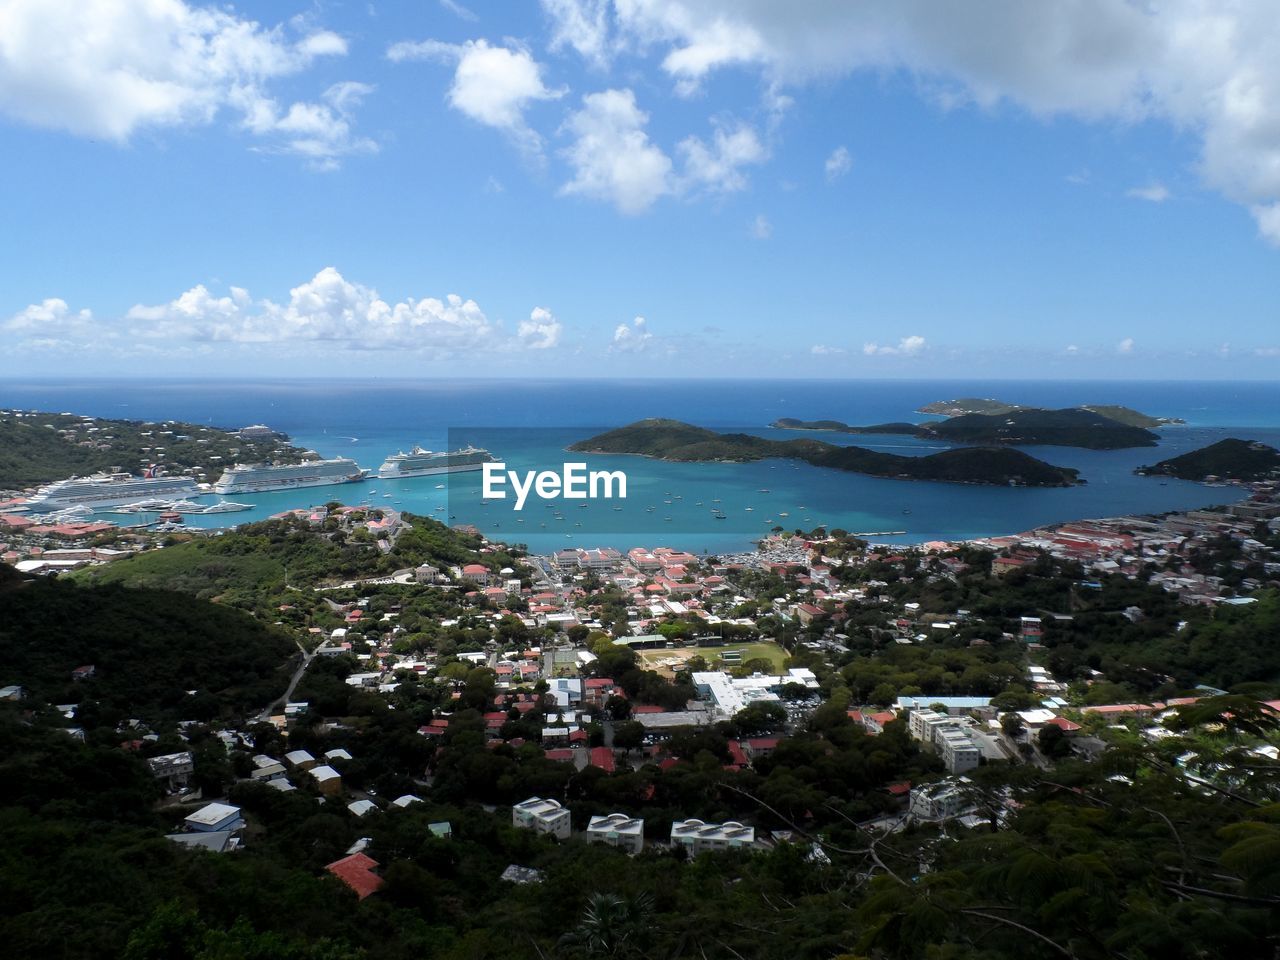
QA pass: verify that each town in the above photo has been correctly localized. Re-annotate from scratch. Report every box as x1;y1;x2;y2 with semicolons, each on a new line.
4;455;1279;927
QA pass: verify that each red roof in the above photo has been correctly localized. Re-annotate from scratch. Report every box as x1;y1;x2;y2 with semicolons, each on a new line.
589;746;616;772
585;677;615;689
886;781;912;797
746;737;779;751
325;853;385;900
544;748;575;761
1045;716;1082;732
632;704;665;714
727;741;748;766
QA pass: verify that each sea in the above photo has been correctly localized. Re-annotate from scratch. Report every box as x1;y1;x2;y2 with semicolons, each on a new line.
4;378;1279;555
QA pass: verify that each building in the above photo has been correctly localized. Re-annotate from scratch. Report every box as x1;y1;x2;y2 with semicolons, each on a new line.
907;708;981;773
183;802;244;833
285;749;317;770
692;668;819;717
512;797;571;840
935;726;981;774
147;751;194;792
670;819;756;855
308;764;342;796
909;779;974;822
325;853;385;900
586;813;645;854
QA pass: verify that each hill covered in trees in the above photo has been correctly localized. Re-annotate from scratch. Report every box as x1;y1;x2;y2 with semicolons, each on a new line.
0;408;308;490
775;406;1162;449
571;419;1081;487
1139;438;1280;482
0;575;296;722
914;396;1183;428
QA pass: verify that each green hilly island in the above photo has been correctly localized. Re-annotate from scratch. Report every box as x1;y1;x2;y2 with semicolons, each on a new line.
775;406;1163;449
0;408;307;490
1138;438;1280;482
570;419;1081;486
915;397;1185;428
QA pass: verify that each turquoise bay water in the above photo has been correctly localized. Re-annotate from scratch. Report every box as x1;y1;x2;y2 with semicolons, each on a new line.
4;379;1279;553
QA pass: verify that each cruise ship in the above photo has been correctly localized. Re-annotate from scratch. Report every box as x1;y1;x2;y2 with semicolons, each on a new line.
26;472;201;511
213;458;369;494
377;445;495;479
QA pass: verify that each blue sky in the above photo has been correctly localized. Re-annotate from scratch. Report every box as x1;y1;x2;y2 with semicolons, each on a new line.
2;0;1280;379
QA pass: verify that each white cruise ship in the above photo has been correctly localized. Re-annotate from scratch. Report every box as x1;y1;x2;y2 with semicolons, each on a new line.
213;458;368;494
26;472;201;511
377;445;495;479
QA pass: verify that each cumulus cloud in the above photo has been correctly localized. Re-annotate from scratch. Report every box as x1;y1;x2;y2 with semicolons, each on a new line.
560;89;673;213
1127;182;1170;203
238;81;377;170
863;335;927;357
677;121;767;193
559;88;765;212
810;344;844;355
387;37;562;151
1117;336;1135;354
749;214;772;239
611;315;653;352
0;0;368;166
824;145;852;181
518;306;563;349
542;0;612;69
596;1;1280;244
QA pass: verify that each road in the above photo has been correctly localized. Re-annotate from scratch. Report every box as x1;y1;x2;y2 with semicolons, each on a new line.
256;638;315;722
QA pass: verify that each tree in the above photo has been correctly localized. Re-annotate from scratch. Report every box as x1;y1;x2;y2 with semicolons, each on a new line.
611;720;645;751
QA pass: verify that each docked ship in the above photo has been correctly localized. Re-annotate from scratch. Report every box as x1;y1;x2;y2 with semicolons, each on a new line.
26;472;201;512
213;458;368;494
376;445;494;479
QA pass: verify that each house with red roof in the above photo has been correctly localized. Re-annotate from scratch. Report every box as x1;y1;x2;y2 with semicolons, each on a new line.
589;746;616;772
325;853;385;900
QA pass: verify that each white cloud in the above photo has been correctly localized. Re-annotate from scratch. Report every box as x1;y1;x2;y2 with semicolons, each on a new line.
1252;202;1280;245
542;0;612;68
677;121;767;193
863;335;927;357
123;268;499;353
599;1;1280;245
518;307;563;349
0;0;364;165
559;87;764;212
560;89;673;213
810;344;844;355
1127;182;1170;203
439;0;478;22
388;38;562;151
238;82;377;170
824;145;852;181
3;298;96;339
1117;337;1135;354
611;315;653;352
749;213;772;239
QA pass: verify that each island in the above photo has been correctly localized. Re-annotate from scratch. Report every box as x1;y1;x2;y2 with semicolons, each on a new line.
774;406;1162;449
915;397;1185;427
1137;438;1280;483
569;419;1082;486
0;408;307;490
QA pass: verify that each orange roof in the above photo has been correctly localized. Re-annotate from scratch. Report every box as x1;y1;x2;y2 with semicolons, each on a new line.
325;853;384;899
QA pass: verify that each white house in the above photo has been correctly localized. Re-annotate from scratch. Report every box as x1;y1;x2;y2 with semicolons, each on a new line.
512;797;571;840
586;813;645;855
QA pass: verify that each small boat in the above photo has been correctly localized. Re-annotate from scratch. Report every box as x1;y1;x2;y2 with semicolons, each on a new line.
664;517;673;522
778;512;789;517
435;483;445;489
758;488;770;493
745;507;754;512
613;506;623;511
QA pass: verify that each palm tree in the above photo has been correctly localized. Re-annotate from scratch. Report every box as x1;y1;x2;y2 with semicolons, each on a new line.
558;891;654;958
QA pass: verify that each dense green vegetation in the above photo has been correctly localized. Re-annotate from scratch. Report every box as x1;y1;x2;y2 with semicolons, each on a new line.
775;407;1161;449
1139;438;1280;482
0;569;296;723
0;408;306;489
72;511;521;614
914;397;1183;427
571;419;1081;486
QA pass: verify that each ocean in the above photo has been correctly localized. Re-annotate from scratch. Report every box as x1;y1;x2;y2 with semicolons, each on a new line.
4;378;1279;554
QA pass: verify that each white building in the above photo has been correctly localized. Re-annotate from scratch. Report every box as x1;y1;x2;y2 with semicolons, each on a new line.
184;802;244;833
908;708;981;773
670;819;756;855
909;779;974;822
691;668;820;717
512;797;571;840
586;813;645;855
